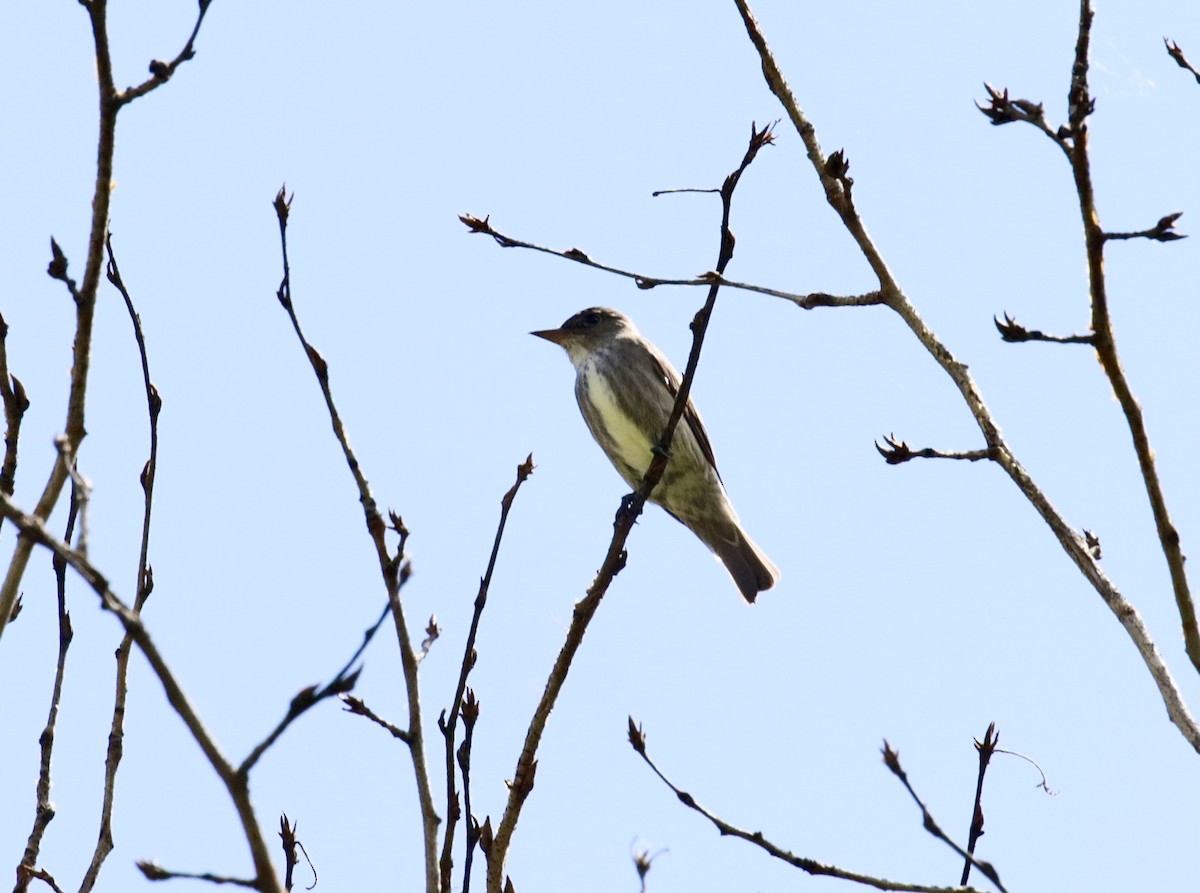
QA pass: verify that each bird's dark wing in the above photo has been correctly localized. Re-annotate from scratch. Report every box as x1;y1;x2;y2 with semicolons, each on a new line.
647;348;722;482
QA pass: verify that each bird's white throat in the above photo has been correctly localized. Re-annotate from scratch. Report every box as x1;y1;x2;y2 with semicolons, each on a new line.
579;357;654;476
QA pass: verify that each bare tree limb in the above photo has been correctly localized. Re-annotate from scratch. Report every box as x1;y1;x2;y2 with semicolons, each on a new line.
875;435;993;465
11;494;77;893
440;456;534;893
135;861;256;888
482;123;775;893
730;0;1200;748
628;719;989;893
880;742;1005;892
993;313;1094;345
961;724;998;887
272;186;440;892
0;0;213;643
1164;38;1200;84
1058;1;1198;675
114;0;212;107
0;313;31;532
0;494;284;893
459;214;884;310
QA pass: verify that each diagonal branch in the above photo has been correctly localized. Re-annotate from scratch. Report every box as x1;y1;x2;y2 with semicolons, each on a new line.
114;0;212;107
483;123;775;893
628;719;990;893
440;456;534;893
0;493;282;893
1164;39;1200;85
880;742;1005;892
732;0;1200;748
272;186;440;892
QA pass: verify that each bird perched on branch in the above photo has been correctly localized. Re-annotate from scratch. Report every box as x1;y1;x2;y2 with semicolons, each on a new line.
532;307;779;602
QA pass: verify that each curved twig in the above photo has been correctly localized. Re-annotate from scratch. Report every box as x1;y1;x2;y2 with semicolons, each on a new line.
730;0;1199;749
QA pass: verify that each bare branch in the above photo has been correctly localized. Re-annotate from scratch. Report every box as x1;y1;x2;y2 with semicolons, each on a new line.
875;435;992;465
272;185;439;891
483;123;775;893
0;0;209;643
1104;212;1186;243
628;718;989;893
115;0;213;107
341;694;412;744
136;861;256;888
732;0;1200;748
0;494;284;893
975;84;1071;153
993;313;1093;345
12;496;77;893
440;456;535;893
961;724;998;887
458;213;883;310
74;235;165;892
880;742;1005;892
1164;38;1200;84
1058;2;1199;675
0;311;30;539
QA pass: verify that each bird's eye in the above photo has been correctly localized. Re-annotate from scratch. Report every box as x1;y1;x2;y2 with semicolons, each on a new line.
583;312;600;326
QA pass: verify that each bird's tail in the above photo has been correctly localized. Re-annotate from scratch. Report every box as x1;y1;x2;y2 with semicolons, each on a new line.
705;522;781;603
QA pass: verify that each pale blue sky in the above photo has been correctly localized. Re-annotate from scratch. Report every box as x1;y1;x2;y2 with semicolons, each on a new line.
2;2;1198;892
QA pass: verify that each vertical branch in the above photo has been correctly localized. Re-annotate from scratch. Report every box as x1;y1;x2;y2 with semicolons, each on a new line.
0;0;116;640
1062;0;1197;673
271;187;440;892
439;456;534;893
0;312;30;535
0;0;212;642
12;493;78;893
76;237;164;893
483;124;774;893
961;724;998;886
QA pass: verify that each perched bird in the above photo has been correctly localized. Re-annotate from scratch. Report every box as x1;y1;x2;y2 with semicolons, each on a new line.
532;307;779;602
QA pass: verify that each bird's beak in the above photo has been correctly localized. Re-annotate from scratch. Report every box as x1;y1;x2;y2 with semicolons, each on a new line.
530;327;568;345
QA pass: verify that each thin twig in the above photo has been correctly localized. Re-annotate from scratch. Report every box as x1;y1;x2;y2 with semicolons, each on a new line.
875;435;992;465
341;694;412;743
0;312;31;529
993;313;1094;345
458;690;480;893
961;724;998;886
0;493;284;893
483;122;775;893
74;234;165;892
880;742;1005;893
1164;38;1200;84
1104;212;1185;242
459;214;883;310
272;186;440;892
732;0;1200;751
136;861;257;888
114;0;212;107
12;493;77;893
627;719;988;893
0;0;211;643
439;456;534;893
